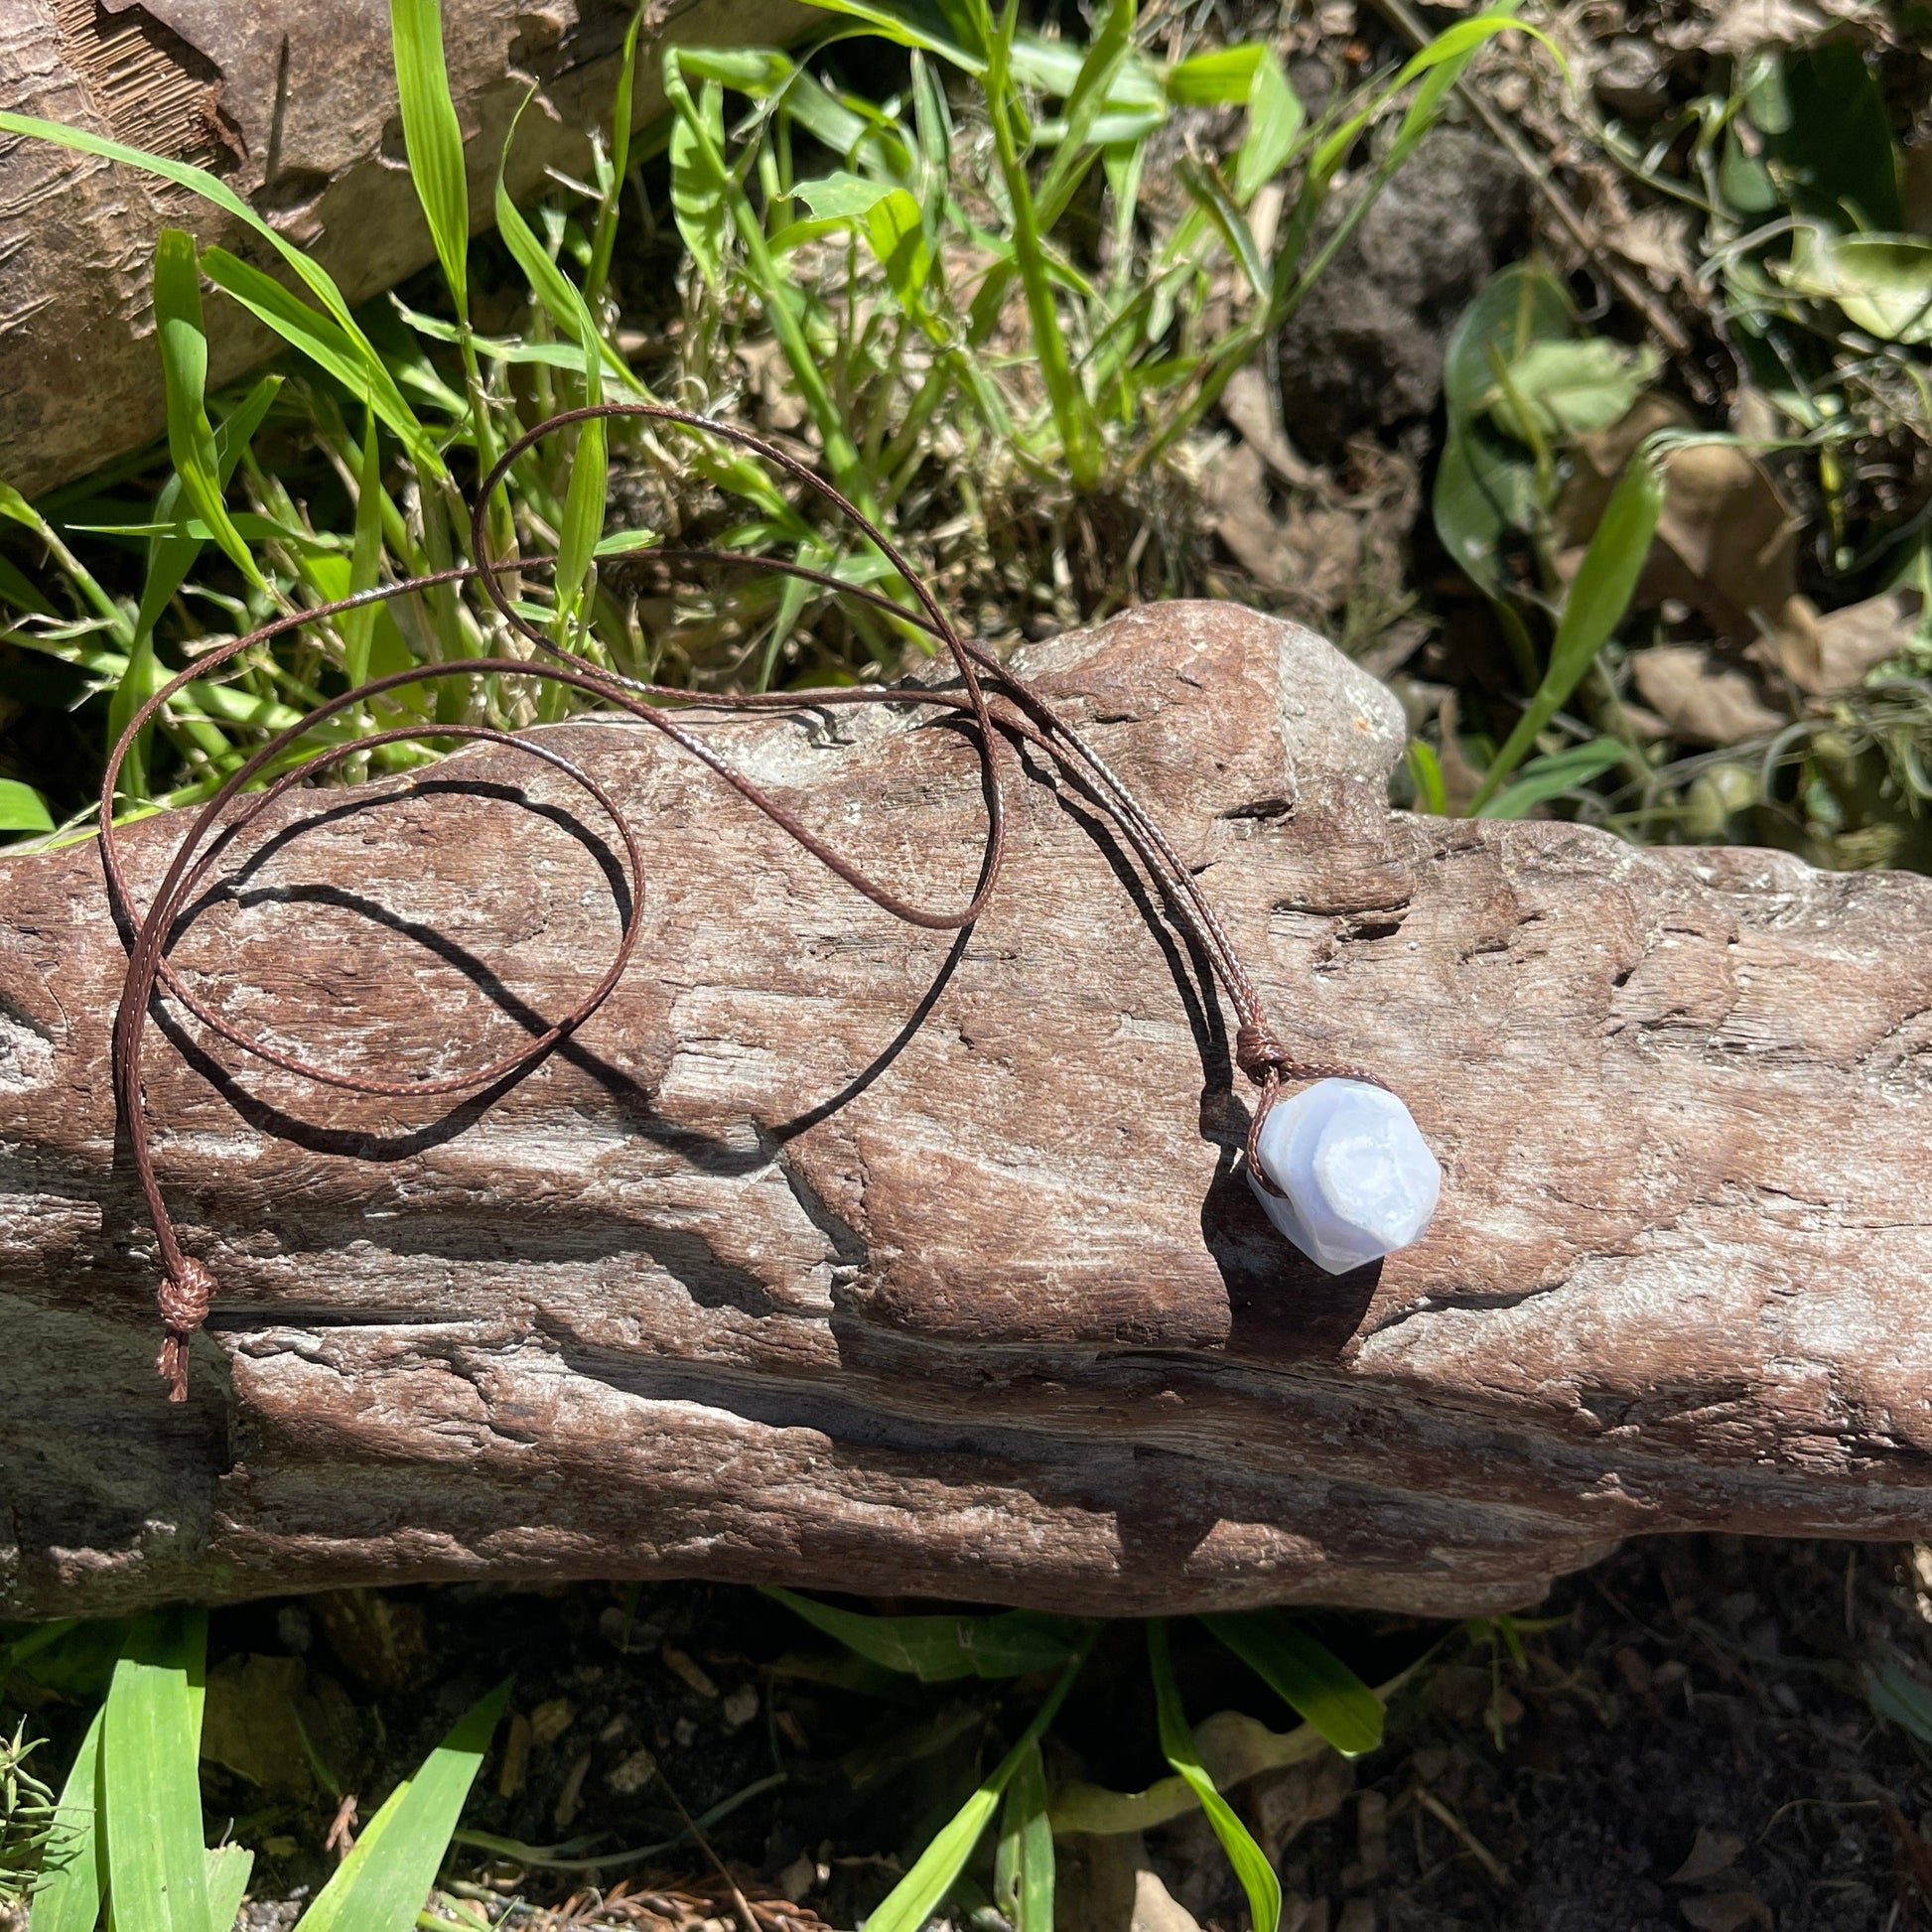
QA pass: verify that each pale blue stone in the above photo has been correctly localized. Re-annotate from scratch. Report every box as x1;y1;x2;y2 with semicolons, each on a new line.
1249;1077;1441;1274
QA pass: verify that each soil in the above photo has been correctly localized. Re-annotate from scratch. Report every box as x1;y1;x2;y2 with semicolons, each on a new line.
11;1535;1932;1930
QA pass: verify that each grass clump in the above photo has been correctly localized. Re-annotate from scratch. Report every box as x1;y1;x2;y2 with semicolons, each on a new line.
0;0;1538;847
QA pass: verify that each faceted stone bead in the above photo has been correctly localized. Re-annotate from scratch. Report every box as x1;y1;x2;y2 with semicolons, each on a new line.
1248;1077;1441;1274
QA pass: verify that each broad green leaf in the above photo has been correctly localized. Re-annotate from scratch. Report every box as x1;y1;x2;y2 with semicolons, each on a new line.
665;57;731;287
293;1679;508;1932
1431;420;1534;599
1772;228;1932;344
864;188;934;313
1866;1659;1932;1744
205;1844;253;1930
762;1588;1083;1682
791;170;899;221
1234;48;1302;201
673;45;798;94
863;1649;1086;1932
1475;737;1624;818
595;526;660;557
1147;1622;1281;1932
1769;41;1901;233
101;1608;211;1932
151;229;260;588
1167;45;1303;201
1468;447;1664;812
1443;259;1575;423
0;779;56;833
25;1708;102;1932
1201;1611;1384;1757
993;1739;1053;1932
1482;337;1660;444
388;0;471;314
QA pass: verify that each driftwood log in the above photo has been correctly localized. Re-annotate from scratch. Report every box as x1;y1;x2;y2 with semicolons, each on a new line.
4;601;1931;1622
0;0;811;497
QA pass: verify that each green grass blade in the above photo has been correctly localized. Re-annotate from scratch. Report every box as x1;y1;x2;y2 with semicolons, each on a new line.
199;249;431;469
0;550;57;618
1147;1621;1282;1932
992;1738;1053;1932
0;109;424;477
1475;738;1624;819
586;0;649;303
205;1844;253;1930
388;0;471;316
293;1679;509;1932
1035;0;1135;228
762;1588;1082;1682
152;230;262;589
1199;1612;1383;1757
25;1708;102;1932
101;1608;211;1932
1466;447;1664;812
795;0;985;70
863;1648;1086;1932
1406;739;1448;815
111;373;281;801
341;410;387;690
975;0;1101;489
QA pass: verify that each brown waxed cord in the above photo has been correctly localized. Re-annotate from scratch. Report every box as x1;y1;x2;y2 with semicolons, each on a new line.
101;403;1383;1400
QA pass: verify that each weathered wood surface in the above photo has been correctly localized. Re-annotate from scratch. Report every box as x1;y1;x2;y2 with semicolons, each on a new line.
5;600;1931;1622
0;0;811;496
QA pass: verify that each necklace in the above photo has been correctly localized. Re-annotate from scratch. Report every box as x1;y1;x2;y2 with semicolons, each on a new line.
97;404;1439;1400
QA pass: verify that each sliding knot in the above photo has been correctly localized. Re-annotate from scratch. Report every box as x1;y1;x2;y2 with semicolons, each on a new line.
155;1256;216;1403
1234;1022;1289;1087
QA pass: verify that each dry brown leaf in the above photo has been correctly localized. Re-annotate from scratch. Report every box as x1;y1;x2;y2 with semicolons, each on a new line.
1630;645;1784;747
1678;1890;1771;1932
1662;0;1827;51
1131;1866;1204;1932
1205;440;1287;589
1250;1753;1355;1865
1769;589;1923;695
1222;366;1322;488
1668;1827;1746;1885
1608;206;1700;290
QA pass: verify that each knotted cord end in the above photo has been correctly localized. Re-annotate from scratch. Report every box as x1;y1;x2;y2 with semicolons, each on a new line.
155;1256;216;1403
1234;1022;1288;1087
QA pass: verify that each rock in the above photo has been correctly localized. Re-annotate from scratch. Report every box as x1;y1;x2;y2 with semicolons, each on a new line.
1250;1079;1441;1273
1276;128;1532;459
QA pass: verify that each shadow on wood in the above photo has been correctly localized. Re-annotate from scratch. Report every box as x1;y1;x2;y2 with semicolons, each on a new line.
4;601;1929;1620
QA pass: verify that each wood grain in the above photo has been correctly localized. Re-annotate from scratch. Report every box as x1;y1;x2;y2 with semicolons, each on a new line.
4;601;1929;1619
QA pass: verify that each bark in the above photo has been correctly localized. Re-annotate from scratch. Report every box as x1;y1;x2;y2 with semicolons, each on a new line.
0;0;813;498
4;601;1931;1622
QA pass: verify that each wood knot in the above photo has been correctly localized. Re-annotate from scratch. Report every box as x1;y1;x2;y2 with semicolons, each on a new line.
155;1257;216;1403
